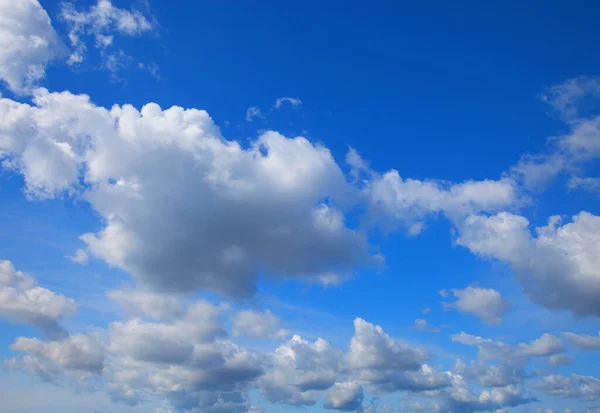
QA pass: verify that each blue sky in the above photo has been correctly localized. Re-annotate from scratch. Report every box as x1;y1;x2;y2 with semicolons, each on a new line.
1;1;600;412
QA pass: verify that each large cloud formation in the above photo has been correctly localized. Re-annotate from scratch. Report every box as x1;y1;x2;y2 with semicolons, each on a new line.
0;89;376;297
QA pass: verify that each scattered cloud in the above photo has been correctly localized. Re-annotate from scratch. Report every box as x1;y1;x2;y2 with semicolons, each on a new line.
457;211;600;317
510;77;600;189
443;286;510;325
274;97;302;109
246;105;263;121
61;0;154;69
569;176;600;194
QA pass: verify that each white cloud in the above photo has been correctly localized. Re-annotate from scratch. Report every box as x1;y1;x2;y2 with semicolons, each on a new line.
562;331;600;350
457;211;600;317
0;89;374;298
246;106;262;121
0;260;77;338
104;299;263;412
274;97;302;109
232;309;289;339
353;152;518;232
547;353;575;366
67;248;89;264
443;286;509;325
401;380;536;413
61;0;153;67
348;318;450;394
9;333;105;384
0;0;62;94
260;334;344;406
454;359;530;388
569;176;600;194
452;332;565;366
107;289;185;321
323;381;364;411
413;319;428;331
511;77;600;189
531;374;600;401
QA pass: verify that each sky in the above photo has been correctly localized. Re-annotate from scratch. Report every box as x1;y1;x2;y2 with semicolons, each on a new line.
0;1;600;413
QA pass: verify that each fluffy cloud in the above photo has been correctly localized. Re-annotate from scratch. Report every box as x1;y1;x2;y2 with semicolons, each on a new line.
454;359;531;388
231;309;289;339
353;154;518;232
457;211;600;317
531;374;600;401
0;0;62;94
323;381;364;411
61;0;153;66
0;260;77;338
401;377;536;413
260;334;344;406
452;331;567;370
348;318;450;394
6;303;555;413
0;89;373;297
442;286;509;325
9;333;105;385
104;299;264;412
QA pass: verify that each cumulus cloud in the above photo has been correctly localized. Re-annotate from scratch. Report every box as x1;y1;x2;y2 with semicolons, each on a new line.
352;150;518;232
457;211;600;317
232;309;289;339
104;299;263;412
0;260;77;338
453;332;566;362
454;358;531;388
443;286;509;325
260;334;344;406
323;381;364;411
401;378;536;413
531;374;600;401
8;333;105;385
0;0;62;94
0;89;374;298
5;304;554;413
348;318;450;394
